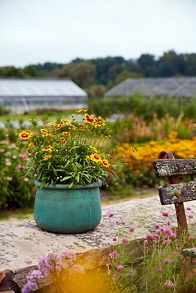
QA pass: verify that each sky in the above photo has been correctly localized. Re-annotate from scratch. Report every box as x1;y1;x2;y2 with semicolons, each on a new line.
0;0;196;67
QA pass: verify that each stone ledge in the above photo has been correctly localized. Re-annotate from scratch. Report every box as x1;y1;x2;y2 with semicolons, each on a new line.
0;195;195;289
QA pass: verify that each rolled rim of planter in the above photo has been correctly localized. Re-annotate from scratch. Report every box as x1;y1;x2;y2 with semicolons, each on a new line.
34;180;102;190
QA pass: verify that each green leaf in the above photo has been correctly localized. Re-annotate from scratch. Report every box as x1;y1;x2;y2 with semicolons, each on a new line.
61;176;72;181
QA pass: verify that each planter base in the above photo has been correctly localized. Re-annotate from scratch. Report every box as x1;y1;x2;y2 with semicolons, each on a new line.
34;181;102;234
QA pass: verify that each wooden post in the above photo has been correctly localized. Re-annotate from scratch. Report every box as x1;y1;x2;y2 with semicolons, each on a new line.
158;151;188;238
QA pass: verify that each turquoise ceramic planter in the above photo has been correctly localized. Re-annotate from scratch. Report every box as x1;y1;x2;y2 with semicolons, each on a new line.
34;180;102;234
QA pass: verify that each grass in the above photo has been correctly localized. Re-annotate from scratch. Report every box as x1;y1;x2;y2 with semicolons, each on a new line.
0;109;76;123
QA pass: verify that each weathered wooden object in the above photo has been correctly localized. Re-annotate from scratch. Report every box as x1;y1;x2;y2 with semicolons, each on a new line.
153;151;196;237
0;270;21;293
154;150;196;276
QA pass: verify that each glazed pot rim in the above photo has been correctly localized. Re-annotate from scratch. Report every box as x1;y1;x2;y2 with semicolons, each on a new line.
34;179;102;190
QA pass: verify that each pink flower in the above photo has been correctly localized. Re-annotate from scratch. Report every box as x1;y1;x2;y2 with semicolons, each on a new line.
156;266;163;272
116;265;124;271
188;236;194;241
188;214;193;219
186;206;192;211
155;224;160;229
109;251;119;259
164;280;175;289
122;237;129;244
170;233;176;239
145;233;160;240
162;228;173;236
162;239;171;245
162;210;169;217
163;258;171;265
116;220;125;225
107;212;114;218
112;237;117;241
128;227;134;233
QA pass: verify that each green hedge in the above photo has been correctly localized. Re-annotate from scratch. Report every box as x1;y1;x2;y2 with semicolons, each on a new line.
92;94;196;120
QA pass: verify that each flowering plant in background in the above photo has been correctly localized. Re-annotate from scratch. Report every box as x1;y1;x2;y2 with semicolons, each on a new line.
18;110;116;187
0;129;34;209
107;208;196;293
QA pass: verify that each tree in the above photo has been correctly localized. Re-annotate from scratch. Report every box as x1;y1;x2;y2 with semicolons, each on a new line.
55;61;95;88
115;70;142;84
137;54;156;76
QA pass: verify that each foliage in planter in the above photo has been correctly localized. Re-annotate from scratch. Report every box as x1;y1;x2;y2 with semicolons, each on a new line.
0;130;34;209
18;111;117;187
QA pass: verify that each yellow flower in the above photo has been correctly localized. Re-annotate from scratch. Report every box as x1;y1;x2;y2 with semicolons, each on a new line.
68;124;77;130
60;137;67;144
60;119;70;124
42;145;53;152
93;116;105;127
27;142;34;150
40;129;49;136
76;108;87;113
86;153;101;163
101;159;110;168
54;124;62;131
43;120;55;126
63;132;70;137
19;130;32;140
84;113;94;124
43;154;52;161
78;123;88;130
89;145;97;153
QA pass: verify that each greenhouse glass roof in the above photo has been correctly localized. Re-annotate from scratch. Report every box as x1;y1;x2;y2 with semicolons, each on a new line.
0;79;87;97
105;77;196;97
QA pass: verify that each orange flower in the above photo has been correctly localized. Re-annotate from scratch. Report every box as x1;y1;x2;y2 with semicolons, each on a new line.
101;159;110;168
60;119;70;124
40;129;49;136
84;113;94;124
43;154;52;161
54;124;62;131
27;142;34;150
42;145;53;152
68;124;77;130
89;145;97;153
63;132;70;137
78;123;88;130
43;120;55;126
19;130;32;140
93;116;105;127
86;153;101;163
60;137;67;144
76;108;87;113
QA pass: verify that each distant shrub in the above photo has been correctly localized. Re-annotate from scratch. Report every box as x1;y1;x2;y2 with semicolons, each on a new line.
108;114;193;144
92;94;196;120
0;103;9;115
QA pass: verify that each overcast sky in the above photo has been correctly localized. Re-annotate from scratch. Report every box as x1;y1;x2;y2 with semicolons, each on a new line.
0;0;196;67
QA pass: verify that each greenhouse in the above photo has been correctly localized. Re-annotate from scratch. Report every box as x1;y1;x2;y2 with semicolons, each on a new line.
105;77;196;97
0;78;87;113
